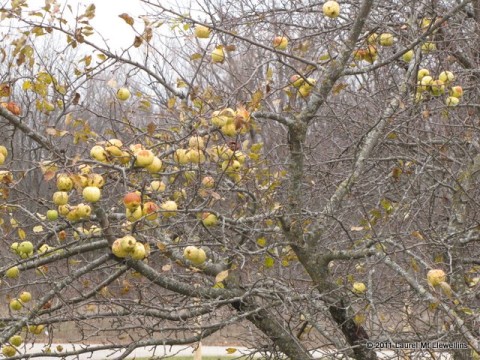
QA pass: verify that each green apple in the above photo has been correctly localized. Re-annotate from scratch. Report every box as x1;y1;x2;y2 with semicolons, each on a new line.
402;50;414;62
46;209;58;221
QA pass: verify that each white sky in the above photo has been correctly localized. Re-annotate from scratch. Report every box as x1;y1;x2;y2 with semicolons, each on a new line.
28;0;146;51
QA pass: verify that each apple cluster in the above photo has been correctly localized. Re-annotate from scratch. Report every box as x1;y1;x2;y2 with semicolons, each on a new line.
111;235;147;260
209;106;251;137
416;69;463;106
289;75;317;97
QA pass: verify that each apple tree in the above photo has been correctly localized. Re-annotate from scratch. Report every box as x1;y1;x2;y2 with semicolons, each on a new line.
0;0;479;359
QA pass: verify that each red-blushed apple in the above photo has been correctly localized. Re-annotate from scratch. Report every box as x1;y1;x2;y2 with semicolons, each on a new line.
323;1;340;18
201;176;215;188
52;191;69;205
272;36;288;50
194;24;211;38
129;143;144;154
116;87;131;101
123;192;141;210
211;47;225;63
289;75;305;88
161;200;178;217
83;186;101;203
143;201;159;221
135;149;155;167
450;86;463;98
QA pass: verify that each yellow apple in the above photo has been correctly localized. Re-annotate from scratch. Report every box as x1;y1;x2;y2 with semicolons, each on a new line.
220;123;237;137
272;36;288;50
18;241;34;255
211;47;225;63
417;68;429;80
2;345;16;357
188;135;205;150
174;149;189;164
120;235;137;252
379;33;394;46
363;45;378;63
202;212;218;226
352;282;367;294
82;186;101;203
148;180;166;192
56;174;73;191
87;173;105;188
0;145;7;158
131;242;146;260
402;50;414;62
194;24;211;38
430;80;445;96
427;269;446;286
116;87;131;101
146;156;162;173
438;71;454;84
126;206;143;222
161;200;178;217
367;33;378;44
90;145;107;162
187;149;206;164
19;291;32;303
445;96;459;107
53;191;69;205
183;245;207;265
5;266;20;279
8;335;22;347
112;238;128;258
76;203;92;218
9;299;23;311
421;42;436;53
322;0;340;18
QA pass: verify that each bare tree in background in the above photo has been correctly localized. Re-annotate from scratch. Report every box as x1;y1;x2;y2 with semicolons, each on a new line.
0;0;479;359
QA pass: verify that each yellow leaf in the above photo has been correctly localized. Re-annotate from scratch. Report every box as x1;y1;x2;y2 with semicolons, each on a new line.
167;97;176;109
256;237;267;247
411;231;424;240
33;225;43;233
190;53;202;61
215;270;229;283
22;81;32;91
225;348;237;354
18;228;26;240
